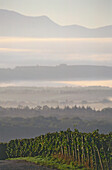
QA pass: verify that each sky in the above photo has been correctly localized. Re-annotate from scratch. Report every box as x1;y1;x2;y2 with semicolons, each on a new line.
0;0;112;28
0;0;112;68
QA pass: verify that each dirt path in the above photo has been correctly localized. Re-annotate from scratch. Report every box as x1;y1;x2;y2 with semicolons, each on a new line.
0;160;55;170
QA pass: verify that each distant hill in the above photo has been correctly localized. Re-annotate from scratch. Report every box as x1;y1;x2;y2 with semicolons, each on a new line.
0;9;112;37
0;65;112;81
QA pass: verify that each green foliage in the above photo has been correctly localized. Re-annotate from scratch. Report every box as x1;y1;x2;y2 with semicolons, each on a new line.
9;156;86;170
0;143;7;160
1;129;112;169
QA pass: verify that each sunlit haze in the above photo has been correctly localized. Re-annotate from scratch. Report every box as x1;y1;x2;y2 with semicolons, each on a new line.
0;37;112;68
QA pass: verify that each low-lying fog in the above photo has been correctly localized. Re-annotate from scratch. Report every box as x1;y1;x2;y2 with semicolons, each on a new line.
0;80;112;88
0;86;112;109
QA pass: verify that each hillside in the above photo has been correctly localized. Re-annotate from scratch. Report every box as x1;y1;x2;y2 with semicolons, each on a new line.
0;9;112;38
0;65;112;81
0;129;111;169
0;115;112;143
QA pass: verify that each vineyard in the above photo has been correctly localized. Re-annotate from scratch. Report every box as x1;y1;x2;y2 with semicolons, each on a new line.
0;129;112;169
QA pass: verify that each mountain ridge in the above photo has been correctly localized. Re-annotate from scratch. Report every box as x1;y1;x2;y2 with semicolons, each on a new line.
0;9;112;37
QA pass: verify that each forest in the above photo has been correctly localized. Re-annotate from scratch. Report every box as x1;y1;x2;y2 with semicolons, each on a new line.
0;105;112;120
0;88;112;168
0;106;112;142
0;129;112;169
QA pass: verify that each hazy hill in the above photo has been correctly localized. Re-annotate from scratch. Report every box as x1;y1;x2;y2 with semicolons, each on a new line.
0;65;112;81
0;9;112;37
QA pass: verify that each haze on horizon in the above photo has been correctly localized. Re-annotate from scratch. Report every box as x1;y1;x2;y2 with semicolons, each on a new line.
0;37;112;68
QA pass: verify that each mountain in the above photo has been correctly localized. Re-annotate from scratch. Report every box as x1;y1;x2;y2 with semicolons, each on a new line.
0;9;112;37
0;65;112;81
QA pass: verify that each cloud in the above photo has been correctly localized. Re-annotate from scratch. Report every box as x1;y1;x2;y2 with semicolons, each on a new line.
0;48;34;52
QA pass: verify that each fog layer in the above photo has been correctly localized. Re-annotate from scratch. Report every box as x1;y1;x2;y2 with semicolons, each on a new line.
0;38;112;67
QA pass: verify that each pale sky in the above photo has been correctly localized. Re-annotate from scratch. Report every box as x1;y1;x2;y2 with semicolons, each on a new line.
0;0;112;28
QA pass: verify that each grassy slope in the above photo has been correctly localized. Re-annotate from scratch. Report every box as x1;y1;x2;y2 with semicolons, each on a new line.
9;156;88;170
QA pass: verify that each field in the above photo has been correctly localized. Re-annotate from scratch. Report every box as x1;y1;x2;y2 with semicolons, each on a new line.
0;129;112;169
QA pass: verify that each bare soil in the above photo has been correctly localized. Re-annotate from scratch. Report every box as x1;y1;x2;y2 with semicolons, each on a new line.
0;160;54;170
